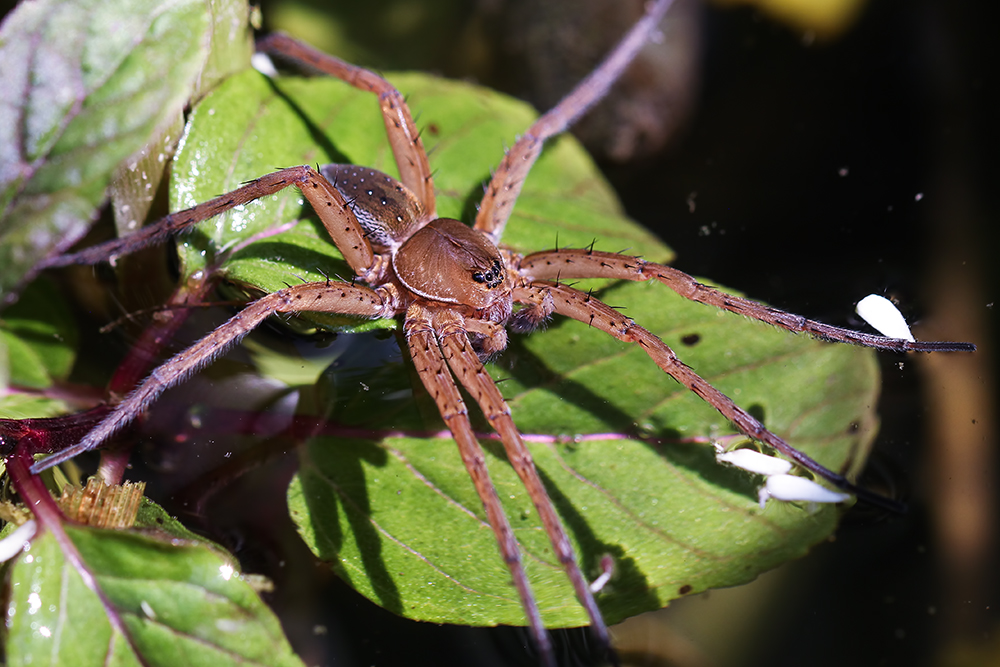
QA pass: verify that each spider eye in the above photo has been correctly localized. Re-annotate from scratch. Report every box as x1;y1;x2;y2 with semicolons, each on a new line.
471;260;505;289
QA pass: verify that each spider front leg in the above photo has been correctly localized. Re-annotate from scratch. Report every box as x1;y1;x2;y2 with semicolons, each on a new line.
514;282;910;513
30;282;395;473
435;313;613;659
519;249;977;354
403;309;554;667
38;166;375;275
405;301;619;667
256;34;436;217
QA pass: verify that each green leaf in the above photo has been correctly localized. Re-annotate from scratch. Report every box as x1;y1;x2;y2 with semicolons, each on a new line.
170;67;881;628
4;506;305;667
0;278;77;389
109;0;253;239
288;282;879;628
0;0;217;305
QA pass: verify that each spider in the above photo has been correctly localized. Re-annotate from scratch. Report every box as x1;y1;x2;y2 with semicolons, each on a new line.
25;0;974;664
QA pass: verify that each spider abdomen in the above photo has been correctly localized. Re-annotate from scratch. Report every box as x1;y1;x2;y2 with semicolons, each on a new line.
320;164;423;249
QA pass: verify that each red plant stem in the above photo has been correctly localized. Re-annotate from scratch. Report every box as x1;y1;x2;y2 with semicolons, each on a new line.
0;406;111;457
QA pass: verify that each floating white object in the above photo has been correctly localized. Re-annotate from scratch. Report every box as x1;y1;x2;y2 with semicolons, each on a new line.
589;570;612;593
251;52;278;78
714;444;793;476
0;520;36;562
758;475;851;509
589;555;615;593
856;294;915;342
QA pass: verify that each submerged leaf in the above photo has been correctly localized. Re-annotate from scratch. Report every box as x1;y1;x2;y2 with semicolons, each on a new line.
0;278;79;418
0;279;77;390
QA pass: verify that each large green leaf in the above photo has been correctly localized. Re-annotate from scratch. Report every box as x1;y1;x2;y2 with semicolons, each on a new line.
169;64;880;628
3;499;305;667
286;284;879;628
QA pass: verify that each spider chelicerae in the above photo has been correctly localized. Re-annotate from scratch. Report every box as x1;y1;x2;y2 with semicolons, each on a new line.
25;1;975;665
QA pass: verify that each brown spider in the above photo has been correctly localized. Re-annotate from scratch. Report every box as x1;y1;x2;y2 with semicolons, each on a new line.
29;0;974;664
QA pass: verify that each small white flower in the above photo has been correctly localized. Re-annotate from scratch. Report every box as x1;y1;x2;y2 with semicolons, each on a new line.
251;53;278;78
856;294;915;342
589;555;615;593
714;444;793;476
758;475;851;509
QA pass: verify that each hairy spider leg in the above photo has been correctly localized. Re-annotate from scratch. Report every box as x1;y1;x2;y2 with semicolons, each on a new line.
434;307;613;662
30;282;394;473
514;282;909;512
38;166;375;274
404;310;557;666
519;249;977;353
256;33;436;218
42;28;440;273
475;0;676;243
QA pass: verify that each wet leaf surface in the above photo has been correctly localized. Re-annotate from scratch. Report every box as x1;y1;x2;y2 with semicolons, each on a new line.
171;69;666;300
286;282;878;627
0;0;250;306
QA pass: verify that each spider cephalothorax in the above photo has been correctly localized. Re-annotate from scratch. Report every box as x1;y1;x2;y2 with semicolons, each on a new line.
324;161;518;349
392;218;513;319
25;1;974;665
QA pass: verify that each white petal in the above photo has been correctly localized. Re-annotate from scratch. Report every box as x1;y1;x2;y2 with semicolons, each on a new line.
715;446;793;476
590;554;615;592
758;475;851;508
0;520;36;562
251;53;278;78
589;569;612;593
856;294;915;342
